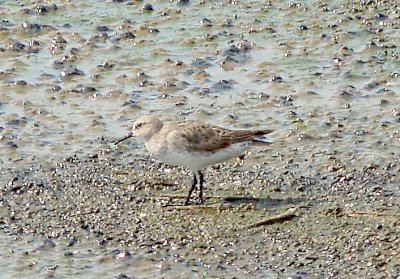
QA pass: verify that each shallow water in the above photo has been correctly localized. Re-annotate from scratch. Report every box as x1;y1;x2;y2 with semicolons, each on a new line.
1;0;398;169
0;0;399;278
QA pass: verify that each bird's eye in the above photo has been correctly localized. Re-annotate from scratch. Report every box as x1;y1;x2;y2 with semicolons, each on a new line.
135;122;144;129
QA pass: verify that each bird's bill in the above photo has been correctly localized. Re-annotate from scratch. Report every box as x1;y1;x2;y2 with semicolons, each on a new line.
114;132;133;145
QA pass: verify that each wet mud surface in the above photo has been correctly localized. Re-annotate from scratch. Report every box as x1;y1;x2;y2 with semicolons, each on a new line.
1;145;399;278
0;0;399;278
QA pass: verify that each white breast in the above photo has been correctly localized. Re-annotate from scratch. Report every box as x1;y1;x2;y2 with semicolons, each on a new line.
149;141;252;171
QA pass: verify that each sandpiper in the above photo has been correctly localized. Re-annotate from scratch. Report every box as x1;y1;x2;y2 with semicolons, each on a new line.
115;115;273;204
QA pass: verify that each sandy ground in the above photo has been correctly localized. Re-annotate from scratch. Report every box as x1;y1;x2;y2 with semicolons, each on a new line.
0;0;399;277
1;143;398;278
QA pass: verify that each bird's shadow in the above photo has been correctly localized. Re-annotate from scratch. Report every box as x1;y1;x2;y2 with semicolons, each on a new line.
221;196;306;209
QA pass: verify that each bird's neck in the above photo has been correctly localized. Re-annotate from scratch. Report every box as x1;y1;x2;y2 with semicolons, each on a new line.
143;122;163;142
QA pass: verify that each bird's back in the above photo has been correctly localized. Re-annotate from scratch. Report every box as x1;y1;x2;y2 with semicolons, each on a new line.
144;119;272;170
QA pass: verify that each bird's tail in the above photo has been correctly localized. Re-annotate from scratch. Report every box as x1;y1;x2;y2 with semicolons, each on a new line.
252;137;274;145
252;130;274;146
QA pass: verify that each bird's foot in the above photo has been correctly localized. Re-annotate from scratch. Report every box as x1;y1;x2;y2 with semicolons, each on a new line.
184;197;205;206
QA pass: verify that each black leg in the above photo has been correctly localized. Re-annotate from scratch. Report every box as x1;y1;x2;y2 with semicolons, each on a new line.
198;171;204;203
185;173;197;205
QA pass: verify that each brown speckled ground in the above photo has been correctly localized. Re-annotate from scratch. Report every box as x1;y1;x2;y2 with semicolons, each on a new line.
1;146;398;278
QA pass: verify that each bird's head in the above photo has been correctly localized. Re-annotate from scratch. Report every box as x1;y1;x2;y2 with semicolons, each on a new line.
115;115;163;144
